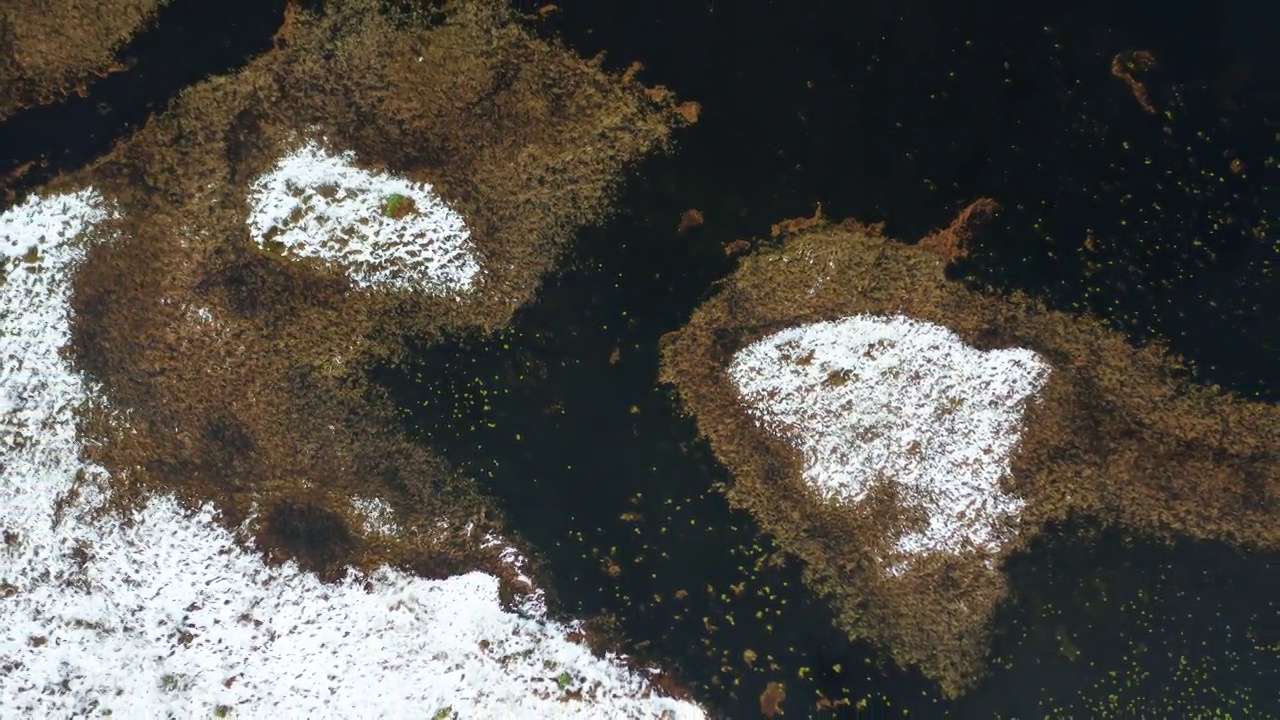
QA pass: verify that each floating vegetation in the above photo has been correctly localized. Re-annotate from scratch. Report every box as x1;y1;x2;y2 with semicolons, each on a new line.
968;521;1278;717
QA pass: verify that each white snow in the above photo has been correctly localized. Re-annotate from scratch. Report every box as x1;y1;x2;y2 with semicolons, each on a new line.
349;495;400;538
2;188;116;575
246;139;482;295
1;191;702;719
728;315;1050;566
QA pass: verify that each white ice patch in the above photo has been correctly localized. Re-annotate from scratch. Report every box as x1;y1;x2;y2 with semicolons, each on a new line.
1;192;701;720
246;139;482;295
728;315;1050;564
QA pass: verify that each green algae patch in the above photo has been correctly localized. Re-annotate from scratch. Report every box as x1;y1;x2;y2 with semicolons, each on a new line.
1;0;168;120
659;215;1279;697
55;0;692;601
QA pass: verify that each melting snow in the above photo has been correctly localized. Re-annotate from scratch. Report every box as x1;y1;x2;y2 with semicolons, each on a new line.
728;315;1050;564
1;192;701;719
349;495;400;538
246;139;482;295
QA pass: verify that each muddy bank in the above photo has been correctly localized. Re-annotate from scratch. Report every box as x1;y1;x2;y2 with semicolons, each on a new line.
1;0;166;119
659;213;1278;696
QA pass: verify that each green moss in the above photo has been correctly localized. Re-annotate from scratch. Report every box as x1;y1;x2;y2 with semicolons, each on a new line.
382;193;416;219
556;670;573;690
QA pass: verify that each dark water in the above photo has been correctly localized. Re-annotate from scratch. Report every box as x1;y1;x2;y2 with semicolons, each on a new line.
382;0;1280;716
3;0;1277;716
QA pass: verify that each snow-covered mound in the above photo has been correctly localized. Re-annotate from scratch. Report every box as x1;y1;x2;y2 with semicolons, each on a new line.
246;139;482;295
0;191;700;719
728;314;1050;565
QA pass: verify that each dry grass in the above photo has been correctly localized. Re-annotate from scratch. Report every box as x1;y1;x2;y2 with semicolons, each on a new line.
1;0;167;119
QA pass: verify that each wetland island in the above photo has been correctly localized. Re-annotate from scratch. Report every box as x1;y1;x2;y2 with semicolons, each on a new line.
660;210;1278;696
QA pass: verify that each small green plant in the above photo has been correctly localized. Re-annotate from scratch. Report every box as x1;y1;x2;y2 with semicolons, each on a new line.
382;193;417;219
556;670;573;690
432;707;454;720
214;706;233;718
159;674;179;691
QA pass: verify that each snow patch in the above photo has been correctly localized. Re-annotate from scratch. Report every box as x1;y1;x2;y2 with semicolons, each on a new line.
2;188;114;544
246;139;482;295
349;495;400;537
728;314;1050;565
1;192;701;719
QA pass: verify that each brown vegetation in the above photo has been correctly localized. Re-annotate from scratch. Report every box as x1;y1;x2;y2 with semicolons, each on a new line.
1;0;166;120
916;197;999;262
47;0;690;601
660;216;1278;696
759;681;786;717
677;208;704;234
1110;50;1159;115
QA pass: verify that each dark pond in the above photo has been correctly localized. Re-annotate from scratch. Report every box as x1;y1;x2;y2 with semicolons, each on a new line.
3;0;1275;716
381;0;1279;716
